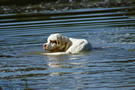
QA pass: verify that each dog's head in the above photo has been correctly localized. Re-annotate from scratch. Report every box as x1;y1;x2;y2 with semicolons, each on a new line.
43;33;69;52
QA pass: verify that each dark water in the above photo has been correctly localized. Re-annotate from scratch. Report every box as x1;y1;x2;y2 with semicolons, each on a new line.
0;6;135;90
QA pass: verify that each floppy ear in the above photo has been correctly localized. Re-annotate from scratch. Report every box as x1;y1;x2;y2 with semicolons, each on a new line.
57;35;62;47
56;39;59;45
57;35;66;50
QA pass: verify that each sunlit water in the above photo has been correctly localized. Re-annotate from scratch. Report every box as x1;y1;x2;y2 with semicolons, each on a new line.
0;6;135;90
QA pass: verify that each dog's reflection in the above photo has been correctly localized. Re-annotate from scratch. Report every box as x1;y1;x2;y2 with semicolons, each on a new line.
46;54;85;76
47;56;66;68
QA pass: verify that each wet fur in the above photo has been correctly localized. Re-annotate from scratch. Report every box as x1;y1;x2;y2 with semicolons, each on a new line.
43;33;92;55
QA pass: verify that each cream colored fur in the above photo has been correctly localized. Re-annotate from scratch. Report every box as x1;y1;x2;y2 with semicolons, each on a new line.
42;33;92;55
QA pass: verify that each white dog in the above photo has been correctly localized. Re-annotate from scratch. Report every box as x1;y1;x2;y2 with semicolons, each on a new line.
42;33;92;55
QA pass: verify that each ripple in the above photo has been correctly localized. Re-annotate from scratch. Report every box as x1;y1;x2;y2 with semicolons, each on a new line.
0;6;135;90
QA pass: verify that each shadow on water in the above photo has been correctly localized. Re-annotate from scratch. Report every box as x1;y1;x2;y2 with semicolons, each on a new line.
0;0;135;90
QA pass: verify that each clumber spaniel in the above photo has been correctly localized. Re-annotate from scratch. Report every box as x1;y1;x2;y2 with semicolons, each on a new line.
42;33;92;55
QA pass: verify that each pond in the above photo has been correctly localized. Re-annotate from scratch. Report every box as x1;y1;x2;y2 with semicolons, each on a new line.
0;2;135;90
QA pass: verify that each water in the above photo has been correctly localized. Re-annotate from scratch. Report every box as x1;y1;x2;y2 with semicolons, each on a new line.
0;6;135;90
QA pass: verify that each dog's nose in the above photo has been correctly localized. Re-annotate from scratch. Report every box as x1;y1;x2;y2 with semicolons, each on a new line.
43;44;46;47
43;44;47;50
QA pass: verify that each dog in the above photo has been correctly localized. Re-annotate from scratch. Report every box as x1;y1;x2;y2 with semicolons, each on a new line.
42;33;92;55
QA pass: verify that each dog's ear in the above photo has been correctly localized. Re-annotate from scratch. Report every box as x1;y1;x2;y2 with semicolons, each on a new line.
57;35;66;50
56;40;60;44
57;35;62;46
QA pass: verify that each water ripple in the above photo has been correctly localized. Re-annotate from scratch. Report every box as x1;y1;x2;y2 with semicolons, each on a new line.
0;6;135;90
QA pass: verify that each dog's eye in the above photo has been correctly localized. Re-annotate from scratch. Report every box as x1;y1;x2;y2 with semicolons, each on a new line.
50;40;57;44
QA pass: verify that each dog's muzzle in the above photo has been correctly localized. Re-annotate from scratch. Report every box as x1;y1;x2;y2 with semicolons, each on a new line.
43;43;47;50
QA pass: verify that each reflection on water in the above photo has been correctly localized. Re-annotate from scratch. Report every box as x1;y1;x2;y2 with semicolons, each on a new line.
0;4;135;90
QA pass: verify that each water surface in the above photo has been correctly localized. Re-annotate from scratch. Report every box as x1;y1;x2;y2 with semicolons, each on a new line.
0;6;135;90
